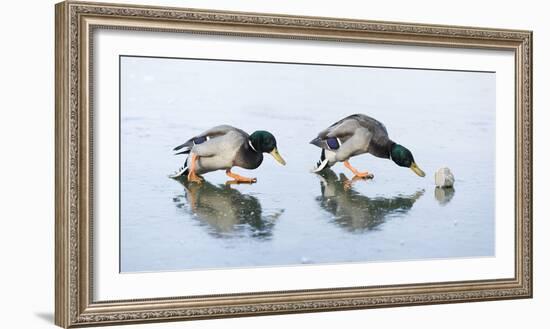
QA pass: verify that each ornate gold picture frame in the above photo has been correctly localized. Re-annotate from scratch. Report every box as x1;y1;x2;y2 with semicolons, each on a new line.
55;1;532;327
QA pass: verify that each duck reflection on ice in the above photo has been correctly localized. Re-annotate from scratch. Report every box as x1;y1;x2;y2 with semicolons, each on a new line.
172;178;283;239
315;170;424;232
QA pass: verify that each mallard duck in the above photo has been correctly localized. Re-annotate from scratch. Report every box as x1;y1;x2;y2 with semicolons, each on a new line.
310;114;425;178
170;125;286;183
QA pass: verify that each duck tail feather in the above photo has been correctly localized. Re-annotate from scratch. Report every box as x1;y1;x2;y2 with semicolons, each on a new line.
169;166;188;179
311;159;329;173
309;137;324;148
169;158;189;178
311;149;329;173
173;142;190;151
174;149;190;155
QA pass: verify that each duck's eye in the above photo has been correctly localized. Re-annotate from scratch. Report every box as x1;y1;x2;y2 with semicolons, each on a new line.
326;137;340;150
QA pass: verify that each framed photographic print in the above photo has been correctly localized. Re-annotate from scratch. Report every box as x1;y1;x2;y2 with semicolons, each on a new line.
55;1;532;327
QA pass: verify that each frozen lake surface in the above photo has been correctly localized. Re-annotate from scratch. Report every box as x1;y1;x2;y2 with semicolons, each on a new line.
120;56;495;272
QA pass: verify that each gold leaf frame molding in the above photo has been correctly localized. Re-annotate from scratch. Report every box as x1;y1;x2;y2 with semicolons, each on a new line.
55;1;533;327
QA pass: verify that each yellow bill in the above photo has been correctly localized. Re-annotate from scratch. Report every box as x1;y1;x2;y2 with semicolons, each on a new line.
410;162;426;177
270;148;286;165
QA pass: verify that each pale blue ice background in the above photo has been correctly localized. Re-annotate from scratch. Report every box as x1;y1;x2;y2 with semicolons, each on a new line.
120;56;495;272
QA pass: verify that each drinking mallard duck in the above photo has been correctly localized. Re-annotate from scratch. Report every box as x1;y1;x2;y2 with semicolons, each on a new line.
170;125;286;183
310;114;426;178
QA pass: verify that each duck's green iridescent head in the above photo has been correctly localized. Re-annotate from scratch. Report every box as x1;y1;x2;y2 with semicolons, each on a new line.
249;130;286;165
390;144;425;177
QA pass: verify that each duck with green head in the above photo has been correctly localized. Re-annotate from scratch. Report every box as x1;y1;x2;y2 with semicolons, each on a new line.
310;114;425;178
170;125;286;183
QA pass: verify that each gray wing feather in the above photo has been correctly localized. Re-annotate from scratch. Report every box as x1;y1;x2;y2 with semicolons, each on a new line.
326;120;361;139
311;117;359;150
199;125;248;139
312;114;393;159
317;116;355;139
174;125;248;156
352;114;393;158
192;126;247;158
351;114;389;136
